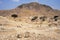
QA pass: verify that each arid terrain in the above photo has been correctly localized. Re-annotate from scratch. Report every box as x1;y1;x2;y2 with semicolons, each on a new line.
0;2;60;40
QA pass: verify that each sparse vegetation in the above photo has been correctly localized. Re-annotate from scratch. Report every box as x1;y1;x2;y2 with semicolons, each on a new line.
31;16;38;21
39;16;47;21
0;24;2;26
17;34;22;38
54;16;58;21
24;32;30;38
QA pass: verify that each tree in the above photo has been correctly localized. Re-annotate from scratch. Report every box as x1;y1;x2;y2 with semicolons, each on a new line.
11;14;18;19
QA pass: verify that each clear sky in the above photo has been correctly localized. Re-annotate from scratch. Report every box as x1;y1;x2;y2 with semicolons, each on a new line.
0;0;60;10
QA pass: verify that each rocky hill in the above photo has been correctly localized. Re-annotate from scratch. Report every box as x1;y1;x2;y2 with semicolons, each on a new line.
0;2;60;40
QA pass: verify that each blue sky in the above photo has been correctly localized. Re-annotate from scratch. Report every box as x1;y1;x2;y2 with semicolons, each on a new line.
0;0;60;10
